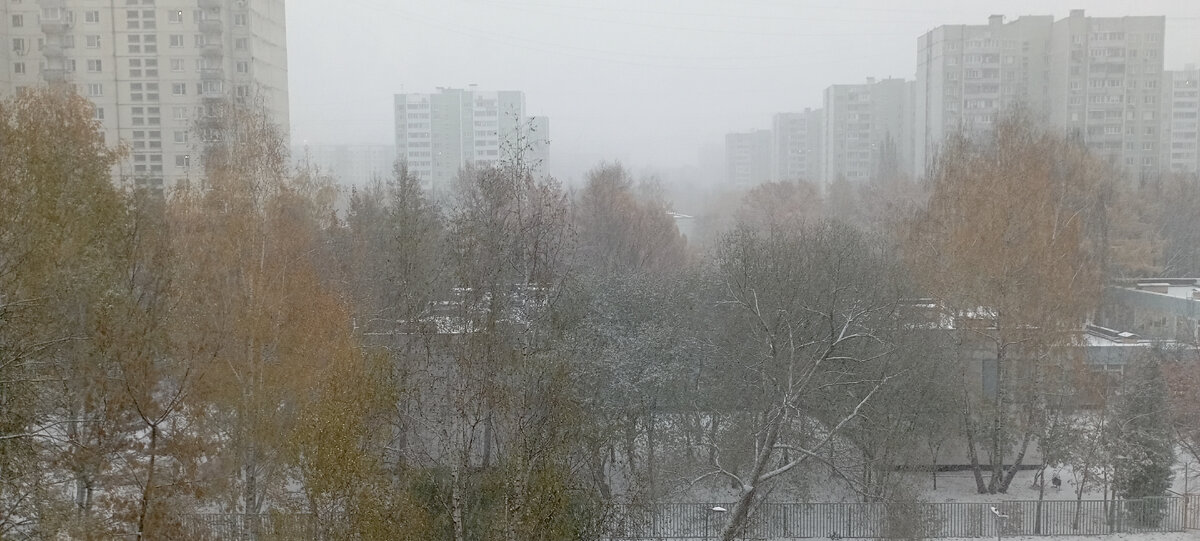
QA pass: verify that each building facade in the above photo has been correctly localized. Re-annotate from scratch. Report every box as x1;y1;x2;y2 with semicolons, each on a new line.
917;11;1167;183
1162;66;1199;176
724;129;771;186
1;0;290;192
393;87;549;192
1048;10;1165;183
770;108;822;183
915;14;1054;176
822;77;913;186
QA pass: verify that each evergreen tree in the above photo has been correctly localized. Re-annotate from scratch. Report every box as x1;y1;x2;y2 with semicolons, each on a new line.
1111;354;1175;525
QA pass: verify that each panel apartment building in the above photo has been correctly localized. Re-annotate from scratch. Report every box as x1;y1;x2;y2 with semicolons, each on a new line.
394;87;549;192
822;77;914;186
1162;66;1199;176
917;10;1166;182
1;0;290;192
770;109;822;183
724;128;771;186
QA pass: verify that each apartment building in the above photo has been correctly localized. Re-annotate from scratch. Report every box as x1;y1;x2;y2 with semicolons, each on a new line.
293;144;396;185
0;0;290;192
1049;10;1166;183
724;129;771;186
915;14;1054;176
1162;66;1199;176
394;87;549;192
822;77;914;185
770;109;822;183
917;11;1167;183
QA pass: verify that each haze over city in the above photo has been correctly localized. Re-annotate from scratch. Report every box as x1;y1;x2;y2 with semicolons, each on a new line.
288;0;1200;181
6;2;1200;539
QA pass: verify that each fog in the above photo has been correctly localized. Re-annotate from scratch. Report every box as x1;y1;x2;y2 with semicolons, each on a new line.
287;0;1200;182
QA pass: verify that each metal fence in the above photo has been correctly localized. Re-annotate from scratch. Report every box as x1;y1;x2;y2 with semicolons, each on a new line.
607;497;1194;539
179;496;1198;540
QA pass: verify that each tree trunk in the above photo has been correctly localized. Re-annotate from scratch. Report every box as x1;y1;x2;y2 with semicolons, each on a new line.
137;425;159;540
1073;466;1091;530
998;426;1034;492
647;400;657;500
964;418;988;494
1034;465;1045;534
988;349;1005;494
451;460;466;541
718;409;783;541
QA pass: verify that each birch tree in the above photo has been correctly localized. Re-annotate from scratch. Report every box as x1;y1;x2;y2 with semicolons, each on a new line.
0;87;127;536
906;110;1111;493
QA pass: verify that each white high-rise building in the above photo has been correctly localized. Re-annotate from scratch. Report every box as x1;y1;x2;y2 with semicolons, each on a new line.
393;87;550;192
724;129;771;186
822;77;914;185
1161;66;1199;176
770;109;822;183
915;14;1054;176
1049;10;1165;183
0;0;290;192
917;11;1167;183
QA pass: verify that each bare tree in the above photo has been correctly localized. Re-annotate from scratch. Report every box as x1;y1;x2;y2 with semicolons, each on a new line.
701;221;908;540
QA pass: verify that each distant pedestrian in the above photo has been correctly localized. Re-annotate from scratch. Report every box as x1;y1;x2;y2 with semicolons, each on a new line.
1051;473;1061;490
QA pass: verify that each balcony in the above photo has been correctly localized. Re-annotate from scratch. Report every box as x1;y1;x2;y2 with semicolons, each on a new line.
42;42;63;58
42;68;65;83
201;42;224;58
199;19;223;34
198;0;222;8
40;17;70;33
200;68;224;80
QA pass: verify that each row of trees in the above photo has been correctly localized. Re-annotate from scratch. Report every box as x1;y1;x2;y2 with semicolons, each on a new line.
1;89;1196;540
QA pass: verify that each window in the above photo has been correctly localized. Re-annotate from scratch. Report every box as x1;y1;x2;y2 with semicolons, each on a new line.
165;34;182;48
12;62;23;74
168;9;183;23
85;10;99;23
94;107;104;120
11;14;22;27
235;61;248;74
194;34;205;47
86;35;100;48
86;83;103;96
170;58;184;71
234;13;246;26
63;35;74;48
65;59;75;72
173;131;188;144
175;154;190;168
12;38;25;53
172;106;187;120
234;38;247;51
171;83;186;95
87;59;102;72
1143;142;1155;151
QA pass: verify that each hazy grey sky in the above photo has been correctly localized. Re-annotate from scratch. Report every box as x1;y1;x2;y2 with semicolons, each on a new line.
287;0;1200;180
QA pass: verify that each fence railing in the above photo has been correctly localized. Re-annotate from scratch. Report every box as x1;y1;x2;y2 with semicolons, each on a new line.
607;497;1193;539
178;495;1198;540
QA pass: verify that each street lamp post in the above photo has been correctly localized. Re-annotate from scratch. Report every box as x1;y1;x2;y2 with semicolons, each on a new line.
989;505;1009;541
